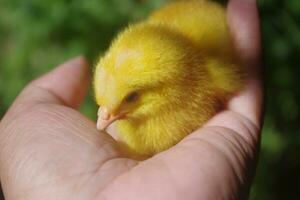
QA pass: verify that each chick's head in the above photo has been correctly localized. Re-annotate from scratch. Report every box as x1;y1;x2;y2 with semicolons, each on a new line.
94;24;204;130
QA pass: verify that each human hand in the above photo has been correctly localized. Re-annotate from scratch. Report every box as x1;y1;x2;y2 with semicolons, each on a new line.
0;0;263;199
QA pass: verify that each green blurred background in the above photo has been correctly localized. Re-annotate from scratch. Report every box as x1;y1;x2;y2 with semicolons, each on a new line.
0;0;299;199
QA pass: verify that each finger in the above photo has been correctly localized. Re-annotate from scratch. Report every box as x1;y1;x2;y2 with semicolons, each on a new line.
17;56;90;109
228;0;262;69
227;0;264;128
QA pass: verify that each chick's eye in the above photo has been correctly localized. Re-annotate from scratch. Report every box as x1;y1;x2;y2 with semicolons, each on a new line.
125;91;139;103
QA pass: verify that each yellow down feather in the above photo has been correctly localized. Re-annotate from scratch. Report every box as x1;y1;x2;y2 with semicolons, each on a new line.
94;0;244;157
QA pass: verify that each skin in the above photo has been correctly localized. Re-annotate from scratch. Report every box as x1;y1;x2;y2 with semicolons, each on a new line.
0;0;262;199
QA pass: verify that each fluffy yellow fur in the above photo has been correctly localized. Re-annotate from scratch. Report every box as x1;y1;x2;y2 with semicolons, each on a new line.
94;0;243;157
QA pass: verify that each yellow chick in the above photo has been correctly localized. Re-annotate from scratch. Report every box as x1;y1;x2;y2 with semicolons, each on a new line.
94;0;243;157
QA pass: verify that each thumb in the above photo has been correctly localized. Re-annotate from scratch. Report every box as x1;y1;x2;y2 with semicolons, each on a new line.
18;56;90;109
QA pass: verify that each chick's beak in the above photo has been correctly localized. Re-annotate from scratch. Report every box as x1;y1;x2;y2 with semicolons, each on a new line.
96;106;125;131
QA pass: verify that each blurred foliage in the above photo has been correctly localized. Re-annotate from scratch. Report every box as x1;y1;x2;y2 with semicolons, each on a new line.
0;0;299;199
251;0;300;199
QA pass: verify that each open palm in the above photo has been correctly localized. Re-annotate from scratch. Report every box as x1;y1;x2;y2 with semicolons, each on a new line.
0;0;263;199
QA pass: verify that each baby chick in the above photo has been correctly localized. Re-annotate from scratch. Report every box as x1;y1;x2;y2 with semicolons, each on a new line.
94;0;243;157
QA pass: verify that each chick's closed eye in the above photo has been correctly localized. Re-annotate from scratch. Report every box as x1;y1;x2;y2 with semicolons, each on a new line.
124;91;139;103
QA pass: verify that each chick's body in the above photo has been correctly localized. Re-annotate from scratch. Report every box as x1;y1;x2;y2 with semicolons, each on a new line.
94;0;243;157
